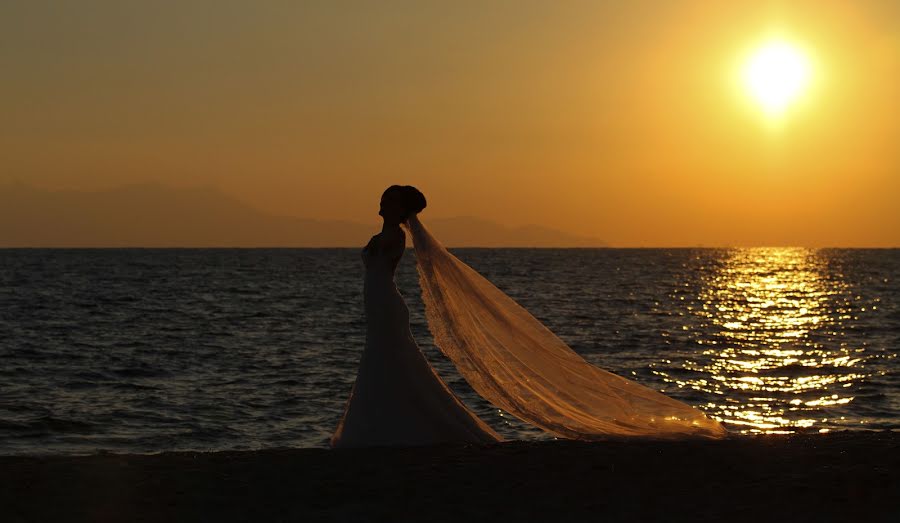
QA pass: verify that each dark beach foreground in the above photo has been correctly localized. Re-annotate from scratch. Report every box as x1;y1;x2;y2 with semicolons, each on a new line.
2;432;897;523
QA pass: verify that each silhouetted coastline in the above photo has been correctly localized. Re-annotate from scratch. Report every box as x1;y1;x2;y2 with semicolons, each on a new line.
0;183;606;247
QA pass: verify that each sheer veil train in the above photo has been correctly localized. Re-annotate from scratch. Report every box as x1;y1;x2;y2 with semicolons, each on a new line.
406;214;726;440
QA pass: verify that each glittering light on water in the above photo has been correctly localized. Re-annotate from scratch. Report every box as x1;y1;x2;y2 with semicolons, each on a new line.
653;248;885;434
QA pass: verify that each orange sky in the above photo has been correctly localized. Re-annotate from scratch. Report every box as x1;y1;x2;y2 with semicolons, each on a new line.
2;1;898;246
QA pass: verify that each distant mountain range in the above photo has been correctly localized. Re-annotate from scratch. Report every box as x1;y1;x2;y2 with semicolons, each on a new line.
0;183;606;247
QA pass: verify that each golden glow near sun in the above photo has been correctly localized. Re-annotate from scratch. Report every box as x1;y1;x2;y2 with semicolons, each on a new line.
742;40;812;116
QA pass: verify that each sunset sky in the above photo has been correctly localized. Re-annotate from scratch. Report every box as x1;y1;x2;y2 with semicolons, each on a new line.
2;1;898;246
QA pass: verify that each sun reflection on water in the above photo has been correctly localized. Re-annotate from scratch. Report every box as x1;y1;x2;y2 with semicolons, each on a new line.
653;248;879;434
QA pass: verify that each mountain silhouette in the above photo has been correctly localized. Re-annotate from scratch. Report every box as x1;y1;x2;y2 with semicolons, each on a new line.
0;183;606;247
426;216;606;247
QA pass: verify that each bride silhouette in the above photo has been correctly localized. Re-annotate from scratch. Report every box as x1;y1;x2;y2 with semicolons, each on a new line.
331;186;500;447
331;185;725;448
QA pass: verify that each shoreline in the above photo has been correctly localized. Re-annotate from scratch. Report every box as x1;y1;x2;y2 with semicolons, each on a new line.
2;432;898;522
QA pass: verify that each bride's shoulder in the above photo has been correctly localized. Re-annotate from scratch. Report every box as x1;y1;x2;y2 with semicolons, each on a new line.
363;229;405;252
364;234;379;250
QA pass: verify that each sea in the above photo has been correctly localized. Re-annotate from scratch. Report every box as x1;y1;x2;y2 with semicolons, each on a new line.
1;248;897;455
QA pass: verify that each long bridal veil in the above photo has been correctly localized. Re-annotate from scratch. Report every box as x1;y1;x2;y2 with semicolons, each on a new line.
406;215;726;439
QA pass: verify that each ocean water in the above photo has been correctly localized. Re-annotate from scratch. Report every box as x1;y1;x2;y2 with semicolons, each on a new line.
0;248;897;454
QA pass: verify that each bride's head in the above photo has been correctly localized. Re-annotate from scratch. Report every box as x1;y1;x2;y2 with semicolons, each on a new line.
379;185;426;224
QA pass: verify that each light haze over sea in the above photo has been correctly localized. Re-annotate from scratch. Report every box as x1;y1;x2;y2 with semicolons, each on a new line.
1;248;897;454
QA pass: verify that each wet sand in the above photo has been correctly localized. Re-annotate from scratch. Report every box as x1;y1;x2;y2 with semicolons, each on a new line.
1;432;897;522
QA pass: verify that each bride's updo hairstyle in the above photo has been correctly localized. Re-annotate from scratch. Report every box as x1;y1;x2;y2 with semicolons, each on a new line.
384;185;426;220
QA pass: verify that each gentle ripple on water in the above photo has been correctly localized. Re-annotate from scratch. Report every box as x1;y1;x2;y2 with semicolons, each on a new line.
0;248;897;454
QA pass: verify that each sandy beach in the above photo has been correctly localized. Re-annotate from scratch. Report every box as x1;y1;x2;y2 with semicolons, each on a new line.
1;432;897;522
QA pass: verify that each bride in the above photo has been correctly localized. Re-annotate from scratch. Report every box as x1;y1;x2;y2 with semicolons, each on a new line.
331;185;725;448
331;186;501;447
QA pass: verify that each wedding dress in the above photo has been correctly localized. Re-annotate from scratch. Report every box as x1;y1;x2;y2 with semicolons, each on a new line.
330;229;502;448
332;214;726;448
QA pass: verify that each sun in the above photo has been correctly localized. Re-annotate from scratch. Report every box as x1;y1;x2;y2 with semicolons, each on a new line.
742;40;812;116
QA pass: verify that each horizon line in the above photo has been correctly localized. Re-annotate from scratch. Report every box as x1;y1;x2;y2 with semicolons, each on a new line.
1;245;897;250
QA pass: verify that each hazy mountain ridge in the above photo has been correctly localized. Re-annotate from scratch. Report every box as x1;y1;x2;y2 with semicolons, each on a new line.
425;216;606;247
0;184;606;247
